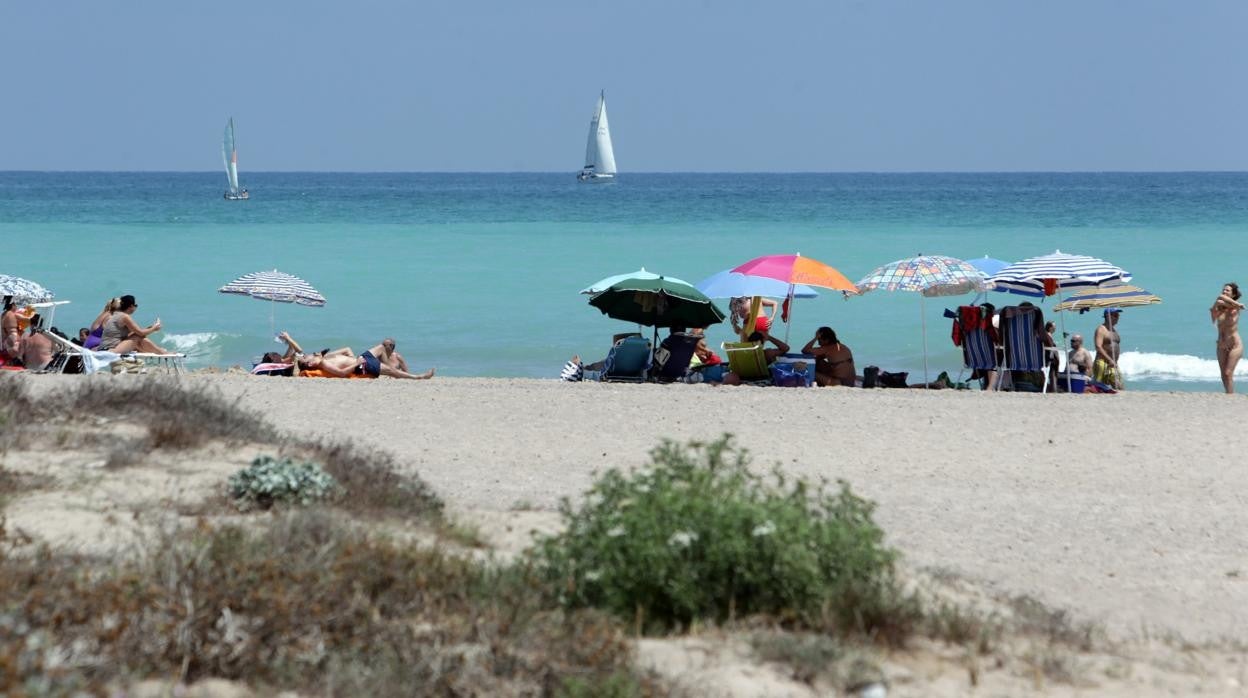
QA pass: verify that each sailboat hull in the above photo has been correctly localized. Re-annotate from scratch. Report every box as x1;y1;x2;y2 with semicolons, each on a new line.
577;171;615;182
224;190;250;200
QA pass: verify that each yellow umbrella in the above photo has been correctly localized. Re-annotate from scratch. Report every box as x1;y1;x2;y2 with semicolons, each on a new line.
1053;282;1161;312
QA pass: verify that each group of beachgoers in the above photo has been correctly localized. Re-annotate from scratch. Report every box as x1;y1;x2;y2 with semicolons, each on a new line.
1;294;436;380
1;294;177;372
563;282;1246;394
256;332;434;380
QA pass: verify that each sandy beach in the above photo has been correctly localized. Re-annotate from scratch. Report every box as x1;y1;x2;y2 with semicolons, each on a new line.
23;374;1247;645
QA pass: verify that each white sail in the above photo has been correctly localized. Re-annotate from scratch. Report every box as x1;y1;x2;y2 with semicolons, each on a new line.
583;95;601;170
222;118;240;193
594;96;616;175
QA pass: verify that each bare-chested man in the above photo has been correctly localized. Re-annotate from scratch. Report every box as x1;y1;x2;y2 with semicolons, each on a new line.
1093;308;1123;390
21;316;53;371
1211;282;1244;394
295;348;363;378
1067;334;1093;375
359;338;435;380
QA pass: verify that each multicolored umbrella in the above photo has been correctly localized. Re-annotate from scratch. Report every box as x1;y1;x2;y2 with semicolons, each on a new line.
731;254;858;292
0;275;54;305
1053;282;1161;313
855;255;988;386
694;270;818;299
856;255;988;298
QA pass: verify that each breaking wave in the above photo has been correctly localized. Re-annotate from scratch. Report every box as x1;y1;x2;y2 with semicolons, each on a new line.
1119;351;1244;383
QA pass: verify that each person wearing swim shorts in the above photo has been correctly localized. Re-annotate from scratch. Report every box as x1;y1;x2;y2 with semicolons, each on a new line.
1211;282;1244;394
1093;308;1124;390
360;338;435;379
802;326;856;387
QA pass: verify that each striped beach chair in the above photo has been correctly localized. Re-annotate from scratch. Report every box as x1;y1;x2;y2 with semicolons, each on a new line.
1000;304;1047;392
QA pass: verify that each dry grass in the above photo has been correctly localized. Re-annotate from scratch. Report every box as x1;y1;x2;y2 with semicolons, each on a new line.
0;510;661;696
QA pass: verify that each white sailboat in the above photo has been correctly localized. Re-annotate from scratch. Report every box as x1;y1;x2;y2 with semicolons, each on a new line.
577;91;616;182
222;117;249;200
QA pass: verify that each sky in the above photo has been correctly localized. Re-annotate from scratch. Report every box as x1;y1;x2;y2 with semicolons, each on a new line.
2;1;1246;172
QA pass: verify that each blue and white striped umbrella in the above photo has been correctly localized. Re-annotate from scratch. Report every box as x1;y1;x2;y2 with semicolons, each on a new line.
988;251;1130;296
219;269;326;307
0;275;54;305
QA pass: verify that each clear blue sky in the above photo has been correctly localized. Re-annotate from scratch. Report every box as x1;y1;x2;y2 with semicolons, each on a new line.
3;1;1245;172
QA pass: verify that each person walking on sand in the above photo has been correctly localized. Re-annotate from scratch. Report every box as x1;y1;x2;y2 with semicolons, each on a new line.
1211;282;1244;394
1093;308;1124;390
360;338;435;379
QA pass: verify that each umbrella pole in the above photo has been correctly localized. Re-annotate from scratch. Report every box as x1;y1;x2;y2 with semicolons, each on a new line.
783;283;795;346
270;299;276;339
1057;288;1070;394
921;294;929;388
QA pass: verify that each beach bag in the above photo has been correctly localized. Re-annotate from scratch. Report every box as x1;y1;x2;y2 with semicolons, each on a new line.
110;357;146;375
770;361;811;388
862;365;879;389
878;370;908;388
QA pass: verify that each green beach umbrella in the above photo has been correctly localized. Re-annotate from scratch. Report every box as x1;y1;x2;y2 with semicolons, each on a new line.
587;274;726;329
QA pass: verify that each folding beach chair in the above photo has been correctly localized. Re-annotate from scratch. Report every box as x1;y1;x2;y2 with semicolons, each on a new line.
999;304;1047;392
722;341;772;385
948;305;999;389
652;332;702;383
599;335;652;382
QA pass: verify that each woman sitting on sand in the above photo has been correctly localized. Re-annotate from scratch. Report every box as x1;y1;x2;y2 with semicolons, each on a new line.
802;326;855;387
96;295;174;355
1211;282;1244;394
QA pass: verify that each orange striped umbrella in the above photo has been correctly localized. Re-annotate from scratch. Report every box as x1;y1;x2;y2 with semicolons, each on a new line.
731;254;858;292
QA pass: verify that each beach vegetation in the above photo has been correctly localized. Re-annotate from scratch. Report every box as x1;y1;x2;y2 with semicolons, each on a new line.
228;454;337;509
533;436;920;642
0;509;658;696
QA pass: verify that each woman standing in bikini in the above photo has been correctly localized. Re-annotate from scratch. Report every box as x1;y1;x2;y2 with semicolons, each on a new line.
1211;282;1244;394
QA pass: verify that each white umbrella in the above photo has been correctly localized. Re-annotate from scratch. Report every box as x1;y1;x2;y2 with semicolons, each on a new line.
0;275;54;305
219;269;326;336
988;250;1131;389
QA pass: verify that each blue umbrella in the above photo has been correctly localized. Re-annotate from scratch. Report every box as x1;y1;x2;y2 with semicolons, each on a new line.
967;256;1010;279
694;270;819;299
580;268;695;295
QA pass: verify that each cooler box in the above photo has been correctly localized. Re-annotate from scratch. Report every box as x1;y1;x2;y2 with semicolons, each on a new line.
1058;374;1087;394
771;354;816;387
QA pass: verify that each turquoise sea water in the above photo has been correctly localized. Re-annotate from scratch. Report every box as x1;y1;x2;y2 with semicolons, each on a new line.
3;172;1246;391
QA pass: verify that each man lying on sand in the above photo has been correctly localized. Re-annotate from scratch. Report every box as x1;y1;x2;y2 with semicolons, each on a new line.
294;336;434;380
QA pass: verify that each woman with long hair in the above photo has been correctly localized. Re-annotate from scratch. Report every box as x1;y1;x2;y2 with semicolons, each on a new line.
1211;282;1244;394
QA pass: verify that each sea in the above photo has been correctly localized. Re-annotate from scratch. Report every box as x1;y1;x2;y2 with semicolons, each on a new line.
3;171;1246;392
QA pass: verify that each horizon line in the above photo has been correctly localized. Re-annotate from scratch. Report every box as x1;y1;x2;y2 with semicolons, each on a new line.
3;169;1247;175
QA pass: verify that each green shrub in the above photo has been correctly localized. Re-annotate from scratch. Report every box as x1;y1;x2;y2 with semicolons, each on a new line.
228;455;336;509
534;436;919;640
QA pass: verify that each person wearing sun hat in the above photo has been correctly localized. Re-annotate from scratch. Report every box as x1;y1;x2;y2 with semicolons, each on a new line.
1093;307;1124;390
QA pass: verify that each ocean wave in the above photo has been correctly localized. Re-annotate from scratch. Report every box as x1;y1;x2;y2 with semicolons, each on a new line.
162;332;224;353
1119;351;1245;382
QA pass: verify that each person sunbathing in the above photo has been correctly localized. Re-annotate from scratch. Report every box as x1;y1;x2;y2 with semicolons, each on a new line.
96;295;173;355
359;338;435;379
21;316;53;371
1;296;22;364
296;350;364;378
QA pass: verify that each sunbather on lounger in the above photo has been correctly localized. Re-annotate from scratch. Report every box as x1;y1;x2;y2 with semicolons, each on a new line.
296;350;363;378
359;338;435;379
97;295;174;355
21;317;53;371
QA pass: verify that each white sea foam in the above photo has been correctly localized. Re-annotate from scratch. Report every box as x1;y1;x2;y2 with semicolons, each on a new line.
162;332;221;353
1118;351;1245;382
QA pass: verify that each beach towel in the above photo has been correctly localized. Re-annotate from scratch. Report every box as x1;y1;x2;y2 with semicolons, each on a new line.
252;362;294;377
298;368;373;379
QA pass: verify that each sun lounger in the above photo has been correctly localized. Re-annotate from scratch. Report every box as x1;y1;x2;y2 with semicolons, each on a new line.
600;335;652;382
652;332;701;383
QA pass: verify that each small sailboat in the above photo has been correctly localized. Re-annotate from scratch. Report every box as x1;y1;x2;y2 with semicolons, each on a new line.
577;91;617;182
222;117;249;200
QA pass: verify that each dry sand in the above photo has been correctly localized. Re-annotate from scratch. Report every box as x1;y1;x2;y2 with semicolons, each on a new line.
11;374;1248;695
